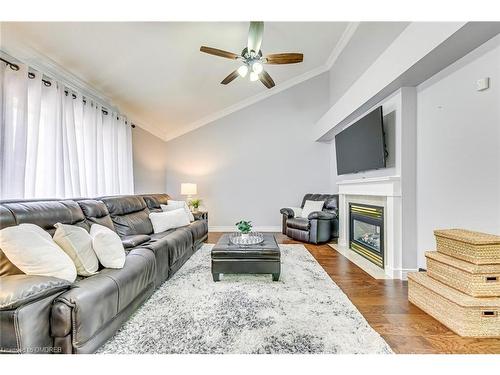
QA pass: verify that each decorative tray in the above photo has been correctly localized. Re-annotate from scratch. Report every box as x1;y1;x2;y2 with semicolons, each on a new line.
229;232;264;246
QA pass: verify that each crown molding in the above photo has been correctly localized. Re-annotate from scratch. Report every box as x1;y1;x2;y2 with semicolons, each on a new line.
163;63;328;141
2;22;360;143
0;44;168;141
128;116;170;141
163;22;360;142
325;22;360;69
1;45;117;107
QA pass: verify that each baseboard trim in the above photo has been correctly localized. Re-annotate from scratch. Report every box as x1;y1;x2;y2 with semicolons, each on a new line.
386;267;419;280
209;226;281;233
401;268;419;281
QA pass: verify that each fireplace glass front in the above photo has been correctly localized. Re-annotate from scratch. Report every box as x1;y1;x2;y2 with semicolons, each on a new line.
349;203;384;268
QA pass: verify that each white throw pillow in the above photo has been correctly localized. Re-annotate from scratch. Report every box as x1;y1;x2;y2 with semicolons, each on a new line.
161;201;195;222
287;207;303;218
18;223;53;242
53;223;99;276
0;226;77;282
301;200;325;219
89;224;125;269
149;209;190;233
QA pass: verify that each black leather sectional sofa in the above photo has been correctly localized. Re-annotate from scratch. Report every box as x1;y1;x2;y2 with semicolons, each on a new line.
0;194;208;354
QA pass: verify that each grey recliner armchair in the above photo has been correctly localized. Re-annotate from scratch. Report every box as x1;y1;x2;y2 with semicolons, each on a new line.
280;194;339;244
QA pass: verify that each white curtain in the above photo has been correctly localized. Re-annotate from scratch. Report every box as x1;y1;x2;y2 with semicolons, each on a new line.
0;62;134;199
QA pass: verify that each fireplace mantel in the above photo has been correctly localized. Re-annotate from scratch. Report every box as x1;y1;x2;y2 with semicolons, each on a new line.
335;175;410;279
337;176;401;197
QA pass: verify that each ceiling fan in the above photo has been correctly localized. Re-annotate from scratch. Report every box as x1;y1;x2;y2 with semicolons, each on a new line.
200;22;304;89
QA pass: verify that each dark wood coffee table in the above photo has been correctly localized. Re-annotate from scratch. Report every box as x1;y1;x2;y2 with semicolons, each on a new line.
211;233;281;281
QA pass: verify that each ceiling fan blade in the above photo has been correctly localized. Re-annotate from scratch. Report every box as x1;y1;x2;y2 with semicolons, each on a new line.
259;70;275;89
247;21;264;54
200;46;239;60
221;70;240;85
265;53;304;64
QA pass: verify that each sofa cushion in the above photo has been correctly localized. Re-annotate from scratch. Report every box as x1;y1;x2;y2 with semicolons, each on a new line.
0;205;16;229
54;249;155;347
77;200;114;230
0;274;71;310
100;196;153;236
53;223;99;277
55;273;119;346
188;220;208;243
301;194;338;210
0;249;22;277
121;234;151;249
99;249;155;311
141;194;171;213
286;227;310;242
149;227;193;267
0;206;23;277
161;201;194;221
301;200;325;218
0;226;77;282
90;224;126;269
1;200;89;236
139;236;170;285
149;209;190;233
149;229;176;241
286;217;310;231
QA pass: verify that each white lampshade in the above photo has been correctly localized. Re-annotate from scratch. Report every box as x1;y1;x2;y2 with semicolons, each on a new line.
181;183;197;196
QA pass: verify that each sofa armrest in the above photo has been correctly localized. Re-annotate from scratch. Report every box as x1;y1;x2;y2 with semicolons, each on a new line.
0;275;70;354
280;207;302;218
121;234;151;249
0;275;71;310
307;211;336;220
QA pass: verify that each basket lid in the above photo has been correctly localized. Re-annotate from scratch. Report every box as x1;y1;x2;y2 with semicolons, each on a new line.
434;229;500;245
425;251;500;273
408;272;500;308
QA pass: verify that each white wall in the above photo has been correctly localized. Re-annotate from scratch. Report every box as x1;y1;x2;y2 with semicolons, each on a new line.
328;88;418;272
132;126;168;194
328;22;409;106
416;36;500;267
164;73;332;230
314;22;466;142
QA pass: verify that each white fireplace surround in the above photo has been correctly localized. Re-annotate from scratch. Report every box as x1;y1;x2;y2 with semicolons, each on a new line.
337;175;414;280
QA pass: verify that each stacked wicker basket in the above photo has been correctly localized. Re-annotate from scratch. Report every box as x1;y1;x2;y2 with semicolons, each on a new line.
408;229;500;337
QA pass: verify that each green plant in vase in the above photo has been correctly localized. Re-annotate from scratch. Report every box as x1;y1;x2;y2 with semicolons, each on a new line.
235;220;252;239
188;198;202;212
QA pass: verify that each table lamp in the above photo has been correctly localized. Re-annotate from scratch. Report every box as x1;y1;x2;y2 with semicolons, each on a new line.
181;183;197;200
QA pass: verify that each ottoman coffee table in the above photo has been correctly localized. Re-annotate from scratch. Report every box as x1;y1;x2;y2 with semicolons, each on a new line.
211;233;281;281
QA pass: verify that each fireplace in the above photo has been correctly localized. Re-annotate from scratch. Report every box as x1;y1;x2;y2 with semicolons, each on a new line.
349;203;384;268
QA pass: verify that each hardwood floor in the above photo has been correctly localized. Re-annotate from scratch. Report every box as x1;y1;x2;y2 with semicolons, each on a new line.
207;232;500;354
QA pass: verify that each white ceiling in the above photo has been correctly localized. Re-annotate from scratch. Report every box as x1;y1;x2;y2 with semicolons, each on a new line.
0;22;406;141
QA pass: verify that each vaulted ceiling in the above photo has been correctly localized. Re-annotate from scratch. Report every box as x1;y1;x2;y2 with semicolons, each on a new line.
1;22;408;141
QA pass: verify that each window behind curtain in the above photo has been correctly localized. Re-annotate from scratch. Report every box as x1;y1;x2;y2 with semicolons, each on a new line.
0;61;134;200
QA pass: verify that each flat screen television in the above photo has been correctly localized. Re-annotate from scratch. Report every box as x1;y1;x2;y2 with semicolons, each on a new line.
335;106;386;175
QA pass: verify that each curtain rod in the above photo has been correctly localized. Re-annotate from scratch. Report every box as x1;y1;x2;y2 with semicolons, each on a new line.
0;56;136;128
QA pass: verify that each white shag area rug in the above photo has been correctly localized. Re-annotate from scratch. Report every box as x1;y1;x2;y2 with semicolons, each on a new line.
98;244;393;354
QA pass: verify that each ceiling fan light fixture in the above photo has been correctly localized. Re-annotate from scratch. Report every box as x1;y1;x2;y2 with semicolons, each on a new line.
237;65;249;77
199;22;302;90
249;71;259;82
252;61;263;74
